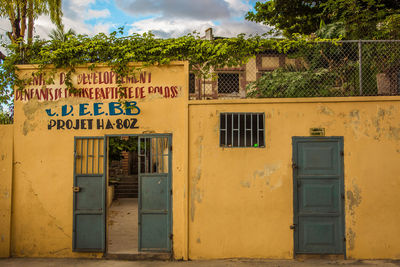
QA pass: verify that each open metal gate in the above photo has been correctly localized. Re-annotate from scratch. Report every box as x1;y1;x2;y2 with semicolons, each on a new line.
138;134;172;252
73;137;106;252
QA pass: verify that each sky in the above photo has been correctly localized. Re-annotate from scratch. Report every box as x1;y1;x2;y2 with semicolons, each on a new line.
0;0;270;40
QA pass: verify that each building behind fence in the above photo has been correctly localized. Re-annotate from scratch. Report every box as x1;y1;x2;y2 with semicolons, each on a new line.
189;38;400;100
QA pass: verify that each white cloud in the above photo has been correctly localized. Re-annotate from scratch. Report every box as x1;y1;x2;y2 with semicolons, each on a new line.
87;9;111;19
129;17;215;38
128;16;269;38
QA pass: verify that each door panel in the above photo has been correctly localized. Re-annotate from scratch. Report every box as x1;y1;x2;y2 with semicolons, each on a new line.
299;180;339;213
293;137;344;255
138;135;172;252
73;137;106;252
298;142;340;176
299;216;341;253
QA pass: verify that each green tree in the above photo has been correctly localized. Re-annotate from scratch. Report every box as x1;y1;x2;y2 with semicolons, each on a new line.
0;0;63;45
246;0;400;39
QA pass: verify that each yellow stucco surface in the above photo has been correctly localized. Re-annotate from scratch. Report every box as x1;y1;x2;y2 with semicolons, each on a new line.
0;125;13;258
8;61;400;260
12;62;189;259
188;97;400;260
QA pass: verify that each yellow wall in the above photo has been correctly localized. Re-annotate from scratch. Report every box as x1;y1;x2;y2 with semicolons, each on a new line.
9;61;400;260
0;125;13;258
12;62;189;259
188;97;400;260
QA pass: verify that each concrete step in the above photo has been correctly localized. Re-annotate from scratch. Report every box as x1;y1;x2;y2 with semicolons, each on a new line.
115;193;138;198
115;184;138;189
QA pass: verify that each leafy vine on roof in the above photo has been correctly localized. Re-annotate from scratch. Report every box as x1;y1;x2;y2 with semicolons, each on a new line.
0;28;340;104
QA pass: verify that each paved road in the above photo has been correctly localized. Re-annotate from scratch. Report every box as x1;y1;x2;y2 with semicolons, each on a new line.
1;258;400;267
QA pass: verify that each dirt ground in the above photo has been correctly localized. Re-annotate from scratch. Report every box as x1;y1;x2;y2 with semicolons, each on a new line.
1;258;400;267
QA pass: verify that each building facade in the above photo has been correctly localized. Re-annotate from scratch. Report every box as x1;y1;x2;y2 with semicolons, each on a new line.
0;62;400;260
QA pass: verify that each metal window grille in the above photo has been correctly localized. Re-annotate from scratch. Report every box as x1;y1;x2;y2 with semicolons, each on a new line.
218;73;239;93
220;113;265;148
189;73;196;94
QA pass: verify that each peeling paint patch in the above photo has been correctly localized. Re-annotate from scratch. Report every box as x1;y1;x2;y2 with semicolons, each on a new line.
2;191;9;199
250;164;282;190
240;181;251;188
347;228;356;250
349;110;360;120
1;154;5;160
389;127;400;140
319;106;335;116
191;136;203;222
347;183;362;216
196;238;201;244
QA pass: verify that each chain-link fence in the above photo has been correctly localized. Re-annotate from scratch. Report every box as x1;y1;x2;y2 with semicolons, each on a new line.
189;40;400;99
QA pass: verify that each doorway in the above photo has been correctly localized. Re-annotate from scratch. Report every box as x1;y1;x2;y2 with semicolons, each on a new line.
106;134;172;254
292;137;345;255
107;136;139;254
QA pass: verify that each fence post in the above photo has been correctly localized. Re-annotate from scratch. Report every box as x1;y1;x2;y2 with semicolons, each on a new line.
358;40;363;95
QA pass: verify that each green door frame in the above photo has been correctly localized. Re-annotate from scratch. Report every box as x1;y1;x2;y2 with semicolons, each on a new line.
292;136;346;257
105;134;173;253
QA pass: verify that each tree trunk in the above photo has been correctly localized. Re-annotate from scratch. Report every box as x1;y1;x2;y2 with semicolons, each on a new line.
20;1;27;40
28;0;34;44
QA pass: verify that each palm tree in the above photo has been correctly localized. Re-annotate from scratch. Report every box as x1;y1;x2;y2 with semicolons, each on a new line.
48;25;76;41
0;0;63;45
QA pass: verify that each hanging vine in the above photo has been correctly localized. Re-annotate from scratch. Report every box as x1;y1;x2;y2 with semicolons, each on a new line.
0;29;339;104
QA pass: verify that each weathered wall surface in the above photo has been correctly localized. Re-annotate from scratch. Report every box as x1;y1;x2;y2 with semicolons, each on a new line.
12;62;189;258
188;97;400;259
0;125;13;258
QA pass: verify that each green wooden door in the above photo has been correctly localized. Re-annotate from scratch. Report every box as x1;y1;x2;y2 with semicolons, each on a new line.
73;137;106;252
138;135;172;252
292;137;345;254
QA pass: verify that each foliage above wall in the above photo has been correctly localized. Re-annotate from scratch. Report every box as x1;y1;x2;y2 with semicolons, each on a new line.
0;28;338;105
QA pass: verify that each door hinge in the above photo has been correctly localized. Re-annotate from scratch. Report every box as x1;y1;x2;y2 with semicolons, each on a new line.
169;233;173;240
292;163;298;169
340;151;344;156
290;224;297;230
343;237;346;242
170;189;172;195
341;193;345;200
170;145;172;152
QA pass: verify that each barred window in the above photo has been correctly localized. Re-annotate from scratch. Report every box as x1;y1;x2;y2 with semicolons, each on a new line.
218;73;239;94
220;113;265;148
189;73;196;94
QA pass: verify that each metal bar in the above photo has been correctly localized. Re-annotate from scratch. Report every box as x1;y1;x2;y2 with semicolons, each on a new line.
98;138;100;174
86;138;89;174
145;138;148;173
257;114;259;147
358;40;363;96
225;113;227;146
150;137;153;173
92;138;94;174
251;114;253;146
238;114;240;147
231;113;233;146
138;138;141;174
161;138;164;173
244;114;246;147
80;139;83;174
156;137;159;173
